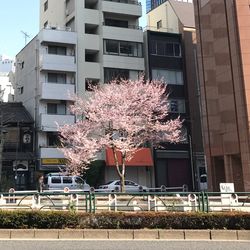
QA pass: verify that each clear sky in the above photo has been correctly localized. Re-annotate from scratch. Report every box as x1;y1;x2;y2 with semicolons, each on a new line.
0;0;146;59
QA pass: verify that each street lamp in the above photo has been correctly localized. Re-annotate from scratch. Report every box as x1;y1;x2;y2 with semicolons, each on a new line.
0;129;8;190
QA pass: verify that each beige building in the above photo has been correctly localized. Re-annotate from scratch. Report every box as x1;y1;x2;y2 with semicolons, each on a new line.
194;0;250;191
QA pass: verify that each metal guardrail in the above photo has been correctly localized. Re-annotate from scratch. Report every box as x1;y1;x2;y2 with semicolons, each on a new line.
1;190;250;213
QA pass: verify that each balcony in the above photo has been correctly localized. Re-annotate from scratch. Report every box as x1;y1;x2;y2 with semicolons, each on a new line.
38;28;77;45
40;114;75;132
83;34;100;51
40;82;75;101
103;55;144;71
39;54;76;72
103;25;143;42
102;0;142;17
84;62;101;79
40;147;65;159
83;9;99;25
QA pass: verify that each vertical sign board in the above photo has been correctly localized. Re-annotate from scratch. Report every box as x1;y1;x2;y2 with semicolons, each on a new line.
220;183;235;206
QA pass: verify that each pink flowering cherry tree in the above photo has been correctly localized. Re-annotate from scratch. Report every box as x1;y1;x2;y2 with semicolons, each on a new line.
59;77;182;192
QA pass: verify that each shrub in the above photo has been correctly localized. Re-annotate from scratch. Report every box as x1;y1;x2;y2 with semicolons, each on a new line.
0;211;250;229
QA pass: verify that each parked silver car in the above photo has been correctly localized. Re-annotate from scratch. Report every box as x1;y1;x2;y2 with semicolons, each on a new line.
43;173;90;191
98;180;149;192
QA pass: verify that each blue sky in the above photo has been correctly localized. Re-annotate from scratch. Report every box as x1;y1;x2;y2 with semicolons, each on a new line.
0;0;146;59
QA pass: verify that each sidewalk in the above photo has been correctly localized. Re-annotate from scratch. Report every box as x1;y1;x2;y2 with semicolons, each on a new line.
0;229;249;240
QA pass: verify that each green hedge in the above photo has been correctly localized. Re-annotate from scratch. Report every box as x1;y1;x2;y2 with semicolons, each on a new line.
0;211;250;229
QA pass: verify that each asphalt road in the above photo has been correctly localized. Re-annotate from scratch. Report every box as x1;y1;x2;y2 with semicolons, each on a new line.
0;240;249;250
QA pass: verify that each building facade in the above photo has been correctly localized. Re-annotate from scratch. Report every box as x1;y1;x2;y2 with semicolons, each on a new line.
145;0;205;191
194;0;250;191
14;0;151;187
0;102;35;191
14;28;77;173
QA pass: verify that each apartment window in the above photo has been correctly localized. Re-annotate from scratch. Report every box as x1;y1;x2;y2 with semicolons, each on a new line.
157;20;162;29
104;68;129;83
150;40;181;57
104;39;143;58
167;99;186;113
47;132;60;146
47;102;66;115
48;46;67;55
48;73;66;84
152;69;183;85
104;19;128;28
18;86;24;95
85;79;99;91
44;1;48;11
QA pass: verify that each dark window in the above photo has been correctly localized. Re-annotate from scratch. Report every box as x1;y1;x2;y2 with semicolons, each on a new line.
47;103;57;114
47;132;60;146
150;40;181;57
48;46;66;55
48;73;66;83
44;1;48;11
75;177;84;184
63;177;73;184
104;39;143;58
105;40;119;54
157;20;162;29
105;19;128;28
47;102;66;115
51;177;61;184
104;68;129;83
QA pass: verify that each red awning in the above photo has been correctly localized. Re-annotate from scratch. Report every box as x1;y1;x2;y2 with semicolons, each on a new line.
106;148;153;167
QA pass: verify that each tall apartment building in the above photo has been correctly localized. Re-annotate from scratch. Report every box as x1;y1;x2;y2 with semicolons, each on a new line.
145;0;205;190
194;0;250;191
40;0;144;95
15;1;148;186
15;28;77;172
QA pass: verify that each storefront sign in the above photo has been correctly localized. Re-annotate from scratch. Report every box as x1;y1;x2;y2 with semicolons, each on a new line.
41;158;67;165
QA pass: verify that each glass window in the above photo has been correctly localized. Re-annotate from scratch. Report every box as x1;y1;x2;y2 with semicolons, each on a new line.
167;99;186;113
152;69;183;85
47;103;57;114
75;177;84;184
166;43;174;56
174;44;181;57
63;177;73;184
51;177;61;184
105;40;119;54
47;132;60;146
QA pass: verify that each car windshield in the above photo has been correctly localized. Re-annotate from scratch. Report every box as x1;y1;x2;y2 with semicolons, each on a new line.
104;181;116;185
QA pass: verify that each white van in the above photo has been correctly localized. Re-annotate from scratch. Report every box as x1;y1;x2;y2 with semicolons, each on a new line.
43;173;90;191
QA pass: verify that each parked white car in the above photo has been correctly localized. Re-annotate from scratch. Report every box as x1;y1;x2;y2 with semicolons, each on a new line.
43;173;90;192
98;180;149;192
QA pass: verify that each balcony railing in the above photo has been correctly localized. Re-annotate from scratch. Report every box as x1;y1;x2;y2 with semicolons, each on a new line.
103;0;141;5
102;22;142;30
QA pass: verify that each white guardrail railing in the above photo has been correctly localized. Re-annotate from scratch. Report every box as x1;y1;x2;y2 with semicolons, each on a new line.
1;189;250;213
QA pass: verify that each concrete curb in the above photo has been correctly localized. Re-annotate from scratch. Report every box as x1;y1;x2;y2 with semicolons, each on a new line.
0;229;250;240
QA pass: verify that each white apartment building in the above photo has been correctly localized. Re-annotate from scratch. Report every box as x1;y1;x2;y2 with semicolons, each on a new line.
15;28;77;171
40;0;144;95
15;0;147;185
